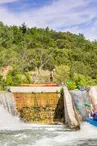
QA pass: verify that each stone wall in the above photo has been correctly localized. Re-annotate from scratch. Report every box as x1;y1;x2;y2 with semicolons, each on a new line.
13;92;64;124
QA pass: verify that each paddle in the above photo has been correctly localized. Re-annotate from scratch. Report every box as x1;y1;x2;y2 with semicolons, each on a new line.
84;103;91;108
76;103;91;109
76;105;83;109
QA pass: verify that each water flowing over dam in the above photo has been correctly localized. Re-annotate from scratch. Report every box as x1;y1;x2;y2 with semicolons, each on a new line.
0;92;17;116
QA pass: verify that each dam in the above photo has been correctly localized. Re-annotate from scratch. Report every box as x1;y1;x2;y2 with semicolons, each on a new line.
7;85;89;129
0;85;96;129
0;86;97;146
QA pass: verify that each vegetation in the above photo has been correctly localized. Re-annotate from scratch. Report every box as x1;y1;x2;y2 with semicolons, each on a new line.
0;22;97;89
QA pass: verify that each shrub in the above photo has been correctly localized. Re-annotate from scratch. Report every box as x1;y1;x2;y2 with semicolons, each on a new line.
60;88;64;97
24;72;32;84
67;81;77;90
74;73;96;88
5;70;23;86
54;65;70;85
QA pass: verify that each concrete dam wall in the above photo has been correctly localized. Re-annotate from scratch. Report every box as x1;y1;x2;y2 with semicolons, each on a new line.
9;86;80;129
10;87;65;124
14;92;63;124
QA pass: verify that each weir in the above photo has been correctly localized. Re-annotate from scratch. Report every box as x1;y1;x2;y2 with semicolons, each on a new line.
1;86;97;129
9;86;65;124
9;86;80;129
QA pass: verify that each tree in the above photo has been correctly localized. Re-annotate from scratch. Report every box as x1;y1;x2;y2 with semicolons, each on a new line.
0;21;96;87
54;65;70;85
74;73;96;88
35;47;54;73
20;23;27;34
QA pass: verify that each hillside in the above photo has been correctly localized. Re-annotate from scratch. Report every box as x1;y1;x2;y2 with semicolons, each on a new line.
0;22;97;89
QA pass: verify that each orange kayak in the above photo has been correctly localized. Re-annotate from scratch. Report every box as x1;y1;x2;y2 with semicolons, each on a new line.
21;84;57;87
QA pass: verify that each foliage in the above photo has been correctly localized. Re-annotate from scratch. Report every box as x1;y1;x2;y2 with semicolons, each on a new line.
5;69;33;86
60;88;64;97
74;73;96;88
24;72;32;84
5;69;23;86
54;65;70;85
67;81;77;90
0;75;5;90
0;21;97;88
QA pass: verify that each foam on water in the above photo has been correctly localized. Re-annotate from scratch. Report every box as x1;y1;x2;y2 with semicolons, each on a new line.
0;105;25;130
0;105;97;146
34;123;97;146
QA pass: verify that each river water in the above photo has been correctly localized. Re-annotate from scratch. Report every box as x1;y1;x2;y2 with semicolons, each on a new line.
0;105;97;146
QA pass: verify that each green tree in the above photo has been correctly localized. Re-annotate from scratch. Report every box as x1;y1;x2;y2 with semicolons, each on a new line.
54;65;70;85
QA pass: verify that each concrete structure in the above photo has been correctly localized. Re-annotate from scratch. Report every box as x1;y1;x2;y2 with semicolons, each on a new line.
64;87;80;129
8;86;80;129
9;86;65;93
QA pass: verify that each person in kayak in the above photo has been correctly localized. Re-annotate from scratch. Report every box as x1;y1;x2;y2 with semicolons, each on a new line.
89;109;97;121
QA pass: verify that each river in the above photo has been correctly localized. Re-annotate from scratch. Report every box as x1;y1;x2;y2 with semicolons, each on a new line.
0;105;97;146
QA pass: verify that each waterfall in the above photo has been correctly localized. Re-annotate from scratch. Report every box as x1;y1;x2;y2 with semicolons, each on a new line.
0;91;17;116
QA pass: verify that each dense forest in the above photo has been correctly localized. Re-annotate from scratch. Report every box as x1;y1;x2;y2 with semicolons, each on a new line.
0;21;97;90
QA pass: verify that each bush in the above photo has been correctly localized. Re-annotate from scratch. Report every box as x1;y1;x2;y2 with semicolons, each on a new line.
24;72;32;84
74;73;96;88
0;75;5;90
67;81;77;90
5;69;23;86
54;65;70;85
60;88;64;97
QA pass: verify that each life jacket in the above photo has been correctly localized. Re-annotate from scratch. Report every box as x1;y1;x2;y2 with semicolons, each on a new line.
93;114;97;121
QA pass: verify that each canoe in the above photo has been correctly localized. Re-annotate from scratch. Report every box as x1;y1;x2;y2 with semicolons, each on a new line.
21;84;56;87
86;117;97;127
44;84;56;87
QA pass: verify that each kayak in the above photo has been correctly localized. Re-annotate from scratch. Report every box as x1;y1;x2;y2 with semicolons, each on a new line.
44;84;56;87
86;117;97;127
21;84;57;87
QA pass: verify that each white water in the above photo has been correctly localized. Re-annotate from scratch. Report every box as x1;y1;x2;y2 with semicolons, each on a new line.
33;122;97;146
0;105;97;146
0;92;17;116
0;105;24;130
